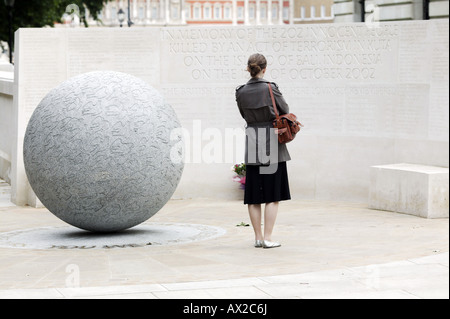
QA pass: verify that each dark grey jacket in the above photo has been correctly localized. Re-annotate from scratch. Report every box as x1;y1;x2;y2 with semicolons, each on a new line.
236;78;291;165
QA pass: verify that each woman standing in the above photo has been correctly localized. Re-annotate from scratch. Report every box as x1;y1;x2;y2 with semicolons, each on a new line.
235;53;291;249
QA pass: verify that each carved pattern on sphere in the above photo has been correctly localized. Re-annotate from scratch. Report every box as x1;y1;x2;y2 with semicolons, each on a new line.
24;71;184;232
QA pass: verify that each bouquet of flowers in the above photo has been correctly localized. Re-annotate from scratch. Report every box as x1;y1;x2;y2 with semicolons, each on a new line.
232;163;246;189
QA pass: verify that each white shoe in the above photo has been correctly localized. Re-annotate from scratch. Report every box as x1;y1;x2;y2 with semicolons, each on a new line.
254;240;263;248
263;240;281;249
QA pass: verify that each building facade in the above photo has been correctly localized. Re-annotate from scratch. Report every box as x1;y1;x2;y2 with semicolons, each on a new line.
93;0;186;26
77;0;448;26
185;0;290;25
334;0;449;23
85;0;335;26
292;0;334;23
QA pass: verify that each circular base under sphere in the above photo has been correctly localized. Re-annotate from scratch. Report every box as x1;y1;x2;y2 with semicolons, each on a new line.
23;71;184;232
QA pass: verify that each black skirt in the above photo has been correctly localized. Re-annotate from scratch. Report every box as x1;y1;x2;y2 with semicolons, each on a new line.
244;161;291;205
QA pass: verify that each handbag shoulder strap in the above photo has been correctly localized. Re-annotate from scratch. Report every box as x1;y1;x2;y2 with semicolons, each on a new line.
267;83;279;119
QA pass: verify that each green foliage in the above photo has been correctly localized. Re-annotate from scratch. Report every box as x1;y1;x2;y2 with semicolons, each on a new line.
0;0;112;50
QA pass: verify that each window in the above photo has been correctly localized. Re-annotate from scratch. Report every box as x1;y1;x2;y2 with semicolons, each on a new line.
214;4;221;19
111;7;117;20
249;4;255;19
171;4;179;19
238;6;244;19
272;5;278;19
138;7;144;19
283;7;289;20
152;5;158;19
186;4;191;19
194;5;201;19
311;6;316;18
261;4;267;19
204;3;212;19
224;5;231;19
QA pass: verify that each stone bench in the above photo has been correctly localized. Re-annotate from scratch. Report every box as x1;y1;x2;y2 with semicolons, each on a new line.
369;163;449;218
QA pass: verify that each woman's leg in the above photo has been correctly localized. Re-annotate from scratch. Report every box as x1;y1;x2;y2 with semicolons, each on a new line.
248;204;263;241
264;202;279;241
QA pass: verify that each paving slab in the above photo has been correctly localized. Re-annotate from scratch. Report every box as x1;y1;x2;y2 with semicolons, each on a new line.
0;194;448;299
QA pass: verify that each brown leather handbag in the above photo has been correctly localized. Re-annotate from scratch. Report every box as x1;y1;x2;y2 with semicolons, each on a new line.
268;83;303;144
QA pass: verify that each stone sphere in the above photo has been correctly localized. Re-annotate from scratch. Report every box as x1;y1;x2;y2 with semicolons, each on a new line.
23;71;184;232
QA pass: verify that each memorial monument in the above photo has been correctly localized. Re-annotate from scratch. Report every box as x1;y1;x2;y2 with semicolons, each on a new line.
7;20;449;206
23;71;184;232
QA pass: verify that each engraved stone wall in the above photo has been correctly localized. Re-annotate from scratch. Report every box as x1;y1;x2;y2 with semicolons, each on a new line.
11;20;449;205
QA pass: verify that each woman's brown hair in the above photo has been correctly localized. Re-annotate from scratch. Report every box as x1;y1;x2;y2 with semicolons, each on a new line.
247;53;267;78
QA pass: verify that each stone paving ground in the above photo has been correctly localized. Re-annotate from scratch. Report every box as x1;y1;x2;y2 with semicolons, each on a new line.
0;180;448;299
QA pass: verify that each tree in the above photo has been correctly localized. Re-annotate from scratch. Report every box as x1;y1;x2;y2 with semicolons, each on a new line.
0;0;112;52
